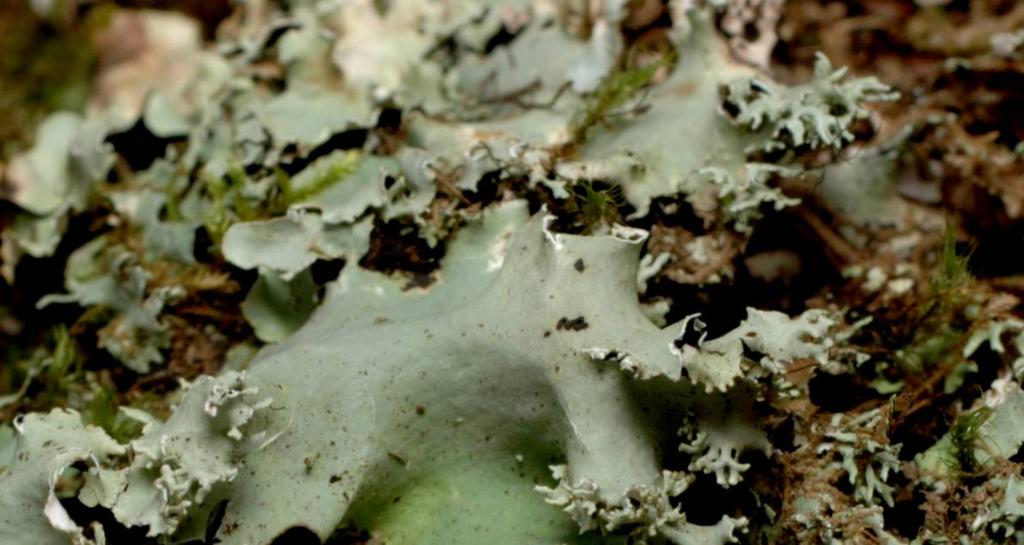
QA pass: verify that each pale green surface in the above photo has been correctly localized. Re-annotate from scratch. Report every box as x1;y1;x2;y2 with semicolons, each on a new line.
0;1;907;544
241;268;319;343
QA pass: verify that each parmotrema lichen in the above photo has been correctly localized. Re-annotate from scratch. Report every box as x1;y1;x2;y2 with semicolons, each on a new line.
2;1;1024;544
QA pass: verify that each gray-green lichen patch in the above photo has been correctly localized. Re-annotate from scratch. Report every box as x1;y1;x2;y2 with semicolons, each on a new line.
537;466;745;544
918;382;1024;479
240;268;319;343
0;371;272;544
0;410;126;545
222;211;373;280
0;202;841;544
722;52;898;154
37;237;185;373
555;8;894;225
0;1;937;544
1;112;112;217
0;112;114;282
198;202;703;545
2;0;896;378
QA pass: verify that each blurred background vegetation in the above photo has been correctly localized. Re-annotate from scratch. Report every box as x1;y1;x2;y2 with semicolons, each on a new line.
0;0;231;157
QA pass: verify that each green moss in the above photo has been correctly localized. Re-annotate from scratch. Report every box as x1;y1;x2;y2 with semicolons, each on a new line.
568;52;673;147
570;179;624;231
0;325;85;420
280;149;361;205
928;222;974;315
80;376;149;443
895;223;977;374
894;322;963;374
947;406;993;477
203;164;264;243
201;151;362;247
202;172;233;244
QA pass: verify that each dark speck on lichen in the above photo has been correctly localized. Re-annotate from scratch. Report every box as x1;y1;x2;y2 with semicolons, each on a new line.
387;451;408;466
555;316;588;331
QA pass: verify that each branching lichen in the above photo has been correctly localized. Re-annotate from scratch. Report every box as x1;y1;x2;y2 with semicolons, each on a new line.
722;52;898;154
